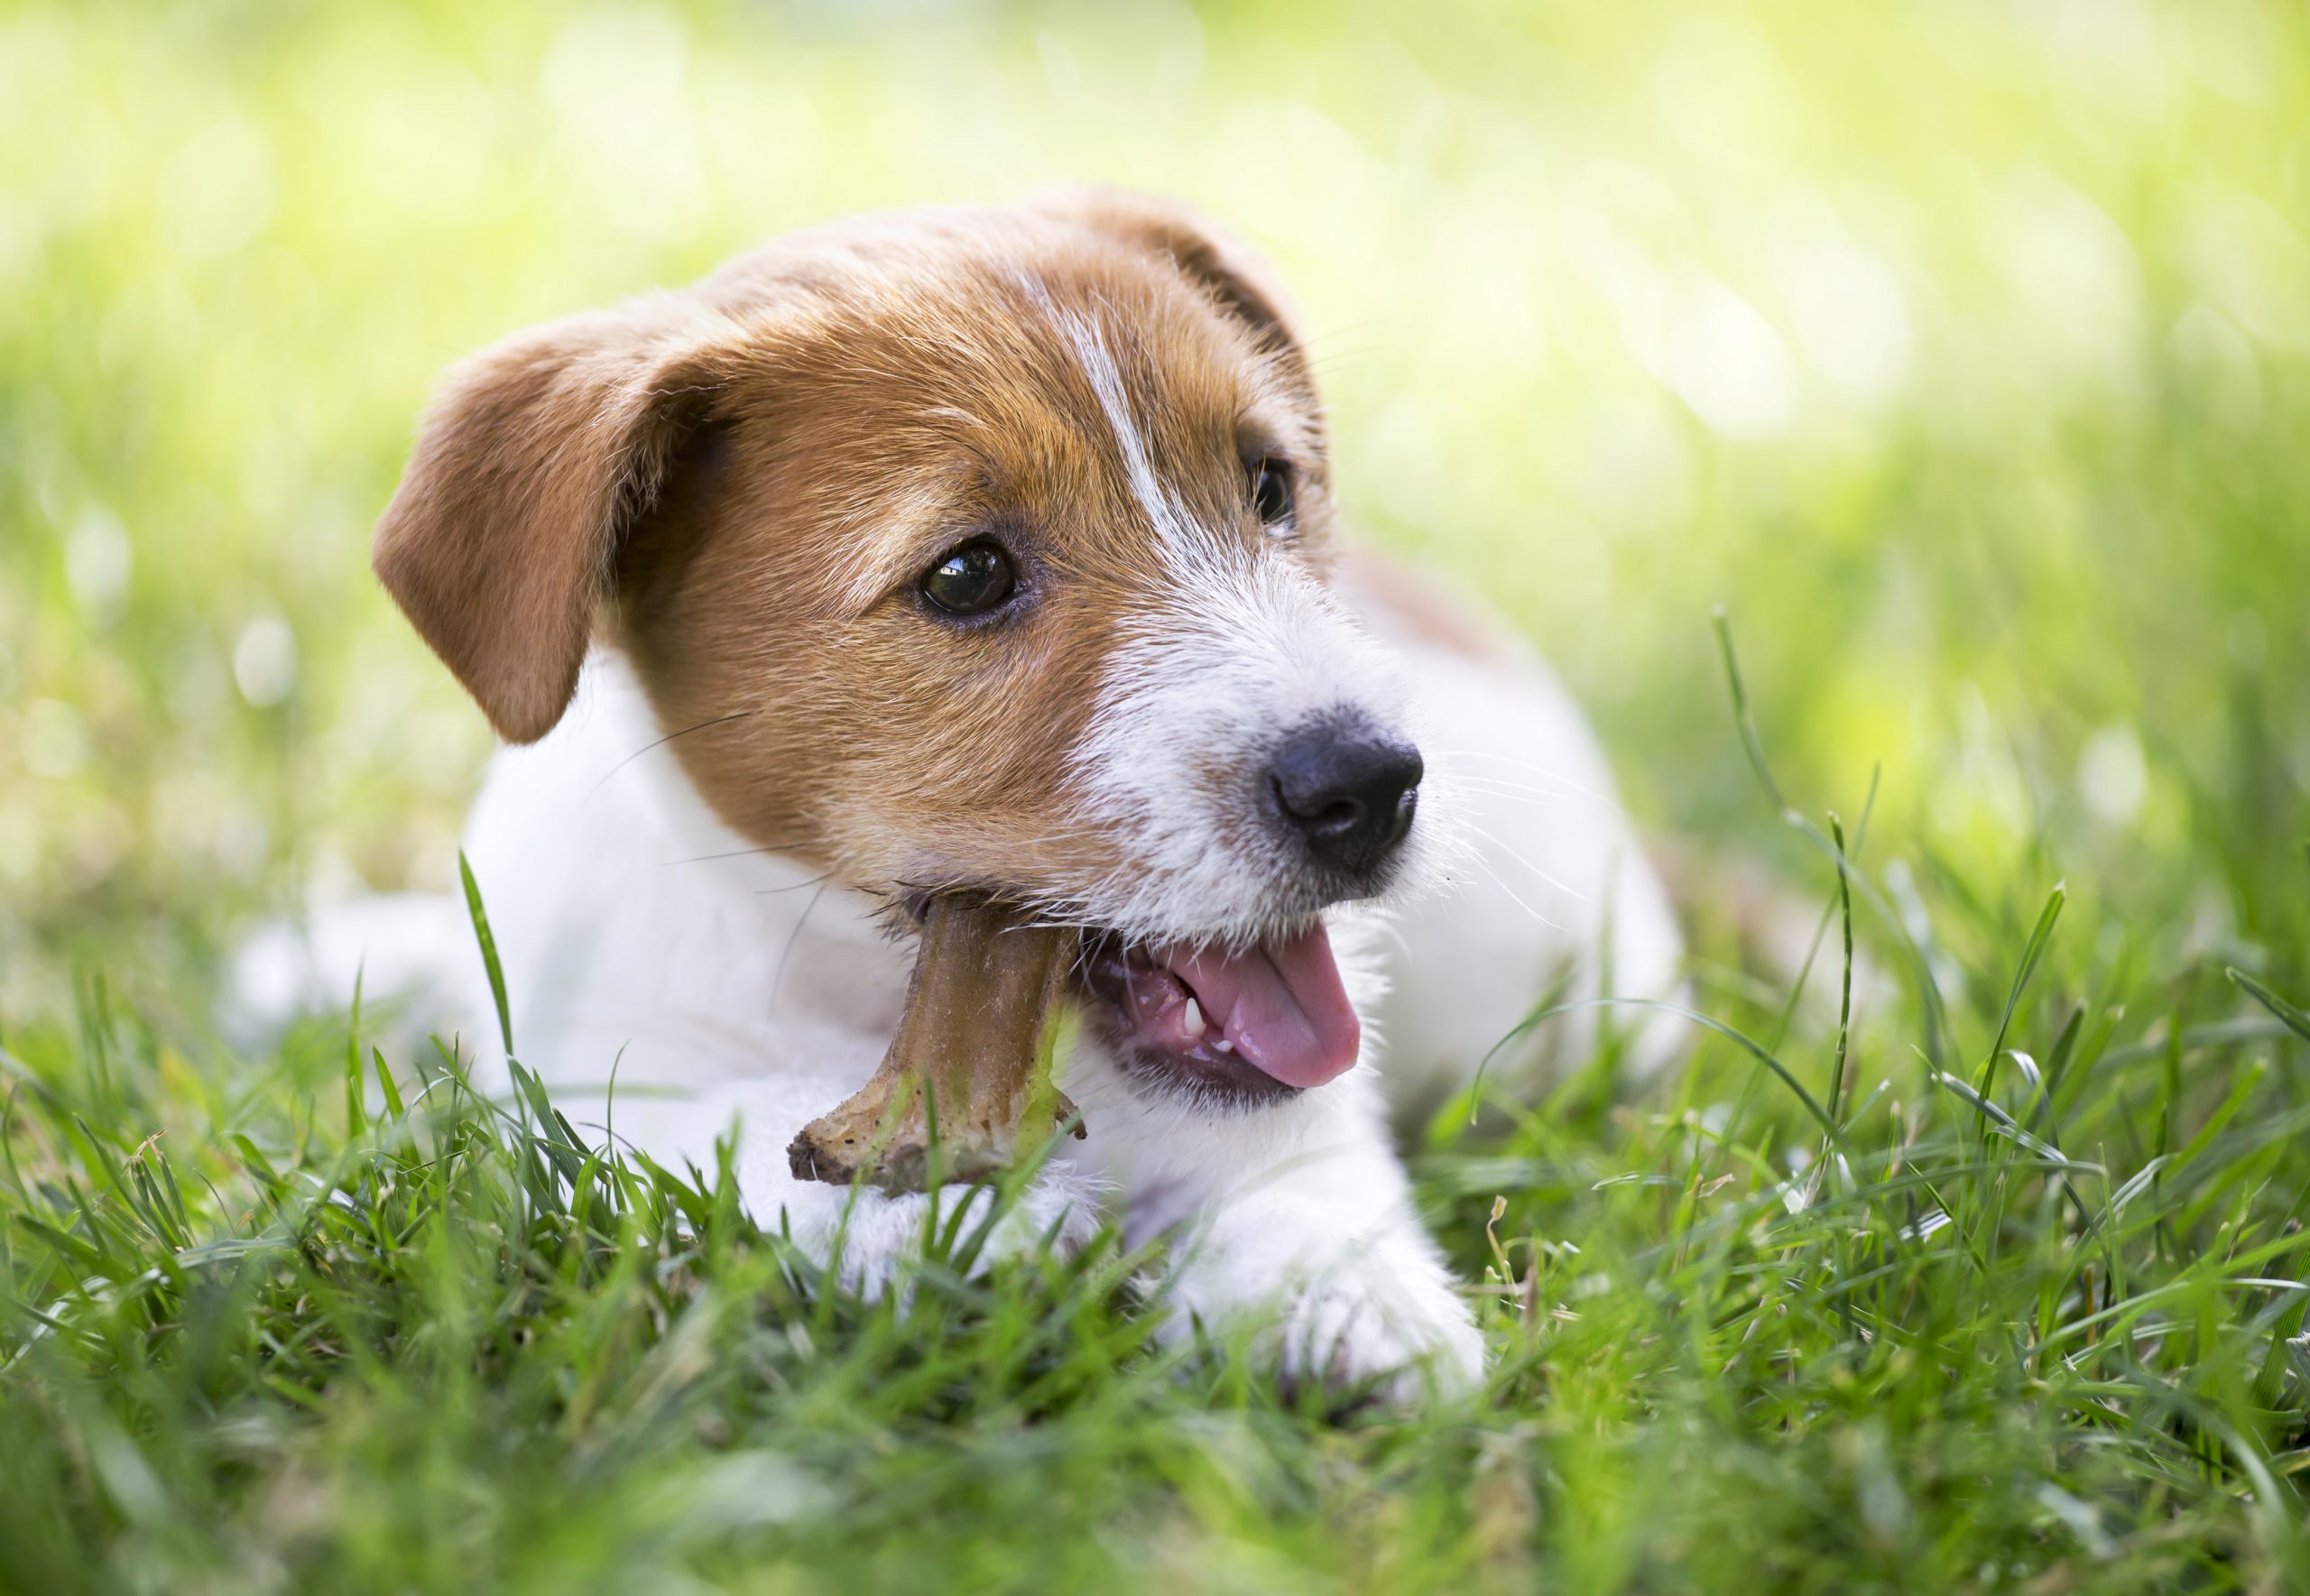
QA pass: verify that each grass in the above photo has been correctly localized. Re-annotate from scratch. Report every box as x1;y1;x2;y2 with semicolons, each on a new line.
7;629;2309;1593
7;0;2310;1589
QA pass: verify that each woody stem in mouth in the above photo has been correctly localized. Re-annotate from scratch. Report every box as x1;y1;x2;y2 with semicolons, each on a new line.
788;894;1083;1191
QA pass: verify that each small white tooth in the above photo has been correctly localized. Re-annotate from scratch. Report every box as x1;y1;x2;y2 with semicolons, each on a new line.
1182;997;1205;1038
1212;1037;1234;1054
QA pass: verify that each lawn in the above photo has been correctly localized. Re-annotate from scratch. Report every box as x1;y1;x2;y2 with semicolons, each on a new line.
5;2;2310;1591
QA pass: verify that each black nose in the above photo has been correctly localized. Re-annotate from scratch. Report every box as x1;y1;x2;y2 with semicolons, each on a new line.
1269;719;1424;876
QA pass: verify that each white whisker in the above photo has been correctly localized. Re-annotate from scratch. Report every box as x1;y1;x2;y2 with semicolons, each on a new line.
1426;747;1624;811
1462;848;1566;933
1435;777;1567;807
1459;818;1590;906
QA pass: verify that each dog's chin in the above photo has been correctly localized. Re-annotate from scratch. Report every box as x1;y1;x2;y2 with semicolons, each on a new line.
1076;918;1362;1110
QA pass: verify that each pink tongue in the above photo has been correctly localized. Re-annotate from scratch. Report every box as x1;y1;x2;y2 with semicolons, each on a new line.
1170;922;1361;1088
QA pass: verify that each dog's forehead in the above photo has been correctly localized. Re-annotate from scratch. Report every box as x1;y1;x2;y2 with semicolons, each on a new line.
718;227;1320;604
841;256;1276;456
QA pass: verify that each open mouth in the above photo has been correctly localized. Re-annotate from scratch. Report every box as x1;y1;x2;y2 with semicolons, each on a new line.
1079;920;1362;1101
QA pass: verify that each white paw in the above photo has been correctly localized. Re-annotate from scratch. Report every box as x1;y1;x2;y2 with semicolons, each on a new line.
1269;1259;1486;1403
1165;1197;1486;1404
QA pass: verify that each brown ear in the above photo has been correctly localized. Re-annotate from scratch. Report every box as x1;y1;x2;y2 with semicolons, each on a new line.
372;295;732;743
1034;186;1304;354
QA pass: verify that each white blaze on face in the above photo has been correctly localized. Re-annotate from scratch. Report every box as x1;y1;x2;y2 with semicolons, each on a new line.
1050;305;1434;944
1052;304;1205;559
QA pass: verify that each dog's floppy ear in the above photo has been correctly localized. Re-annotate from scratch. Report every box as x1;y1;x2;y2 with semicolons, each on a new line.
372;296;731;743
1036;186;1305;354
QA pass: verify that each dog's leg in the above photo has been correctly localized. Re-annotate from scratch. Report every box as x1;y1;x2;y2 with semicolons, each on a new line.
1097;1073;1483;1401
1350;586;1690;1114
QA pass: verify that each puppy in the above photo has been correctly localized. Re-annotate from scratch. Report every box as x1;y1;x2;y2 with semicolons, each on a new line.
358;190;1682;1398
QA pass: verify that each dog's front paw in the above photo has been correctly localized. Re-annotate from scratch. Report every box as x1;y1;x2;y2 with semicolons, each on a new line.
1270;1259;1486;1404
1167;1196;1485;1404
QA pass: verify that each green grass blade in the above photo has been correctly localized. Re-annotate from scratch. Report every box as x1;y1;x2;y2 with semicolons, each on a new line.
2230;969;2310;1046
459;851;515;1058
1982;884;2066;1088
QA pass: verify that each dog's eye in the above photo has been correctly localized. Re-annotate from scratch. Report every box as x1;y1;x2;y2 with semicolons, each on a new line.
1251;458;1295;528
920;540;1018;616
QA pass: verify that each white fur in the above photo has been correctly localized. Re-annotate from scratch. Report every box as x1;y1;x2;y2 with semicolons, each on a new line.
1365;609;1689;1112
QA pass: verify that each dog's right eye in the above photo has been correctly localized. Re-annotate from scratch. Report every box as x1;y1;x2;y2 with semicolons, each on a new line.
919;540;1019;617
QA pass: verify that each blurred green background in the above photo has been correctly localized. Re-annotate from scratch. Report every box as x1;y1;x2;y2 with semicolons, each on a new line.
3;0;2306;1019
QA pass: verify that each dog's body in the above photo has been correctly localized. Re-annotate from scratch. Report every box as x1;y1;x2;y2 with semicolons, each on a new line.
300;194;1682;1398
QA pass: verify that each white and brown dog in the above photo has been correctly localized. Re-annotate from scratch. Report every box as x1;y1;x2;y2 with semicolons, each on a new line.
317;190;1681;1398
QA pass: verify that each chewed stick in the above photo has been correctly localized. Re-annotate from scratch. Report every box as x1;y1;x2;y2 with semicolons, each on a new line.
786;895;1084;1192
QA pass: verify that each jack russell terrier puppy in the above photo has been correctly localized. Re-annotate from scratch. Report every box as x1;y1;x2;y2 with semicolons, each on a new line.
345;189;1682;1399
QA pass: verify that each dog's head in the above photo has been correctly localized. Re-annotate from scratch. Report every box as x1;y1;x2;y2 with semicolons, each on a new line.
375;191;1437;1102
